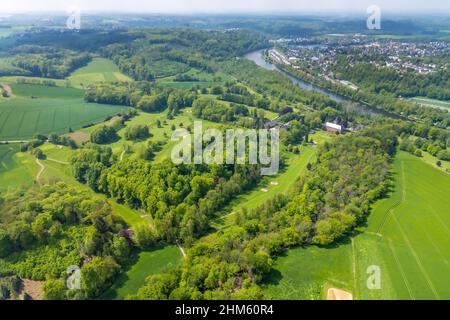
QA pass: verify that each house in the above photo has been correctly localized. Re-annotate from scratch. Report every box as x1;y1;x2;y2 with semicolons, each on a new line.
325;122;343;134
264;120;284;129
279;106;294;116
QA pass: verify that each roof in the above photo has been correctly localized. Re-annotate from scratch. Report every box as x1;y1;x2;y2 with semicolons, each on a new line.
325;122;342;131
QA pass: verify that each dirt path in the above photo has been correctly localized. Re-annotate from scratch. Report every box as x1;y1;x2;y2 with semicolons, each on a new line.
18;279;44;300
120;150;125;161
0;82;13;97
35;158;45;182
47;158;70;165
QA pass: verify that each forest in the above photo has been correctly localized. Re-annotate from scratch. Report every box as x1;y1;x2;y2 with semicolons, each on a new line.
129;125;398;299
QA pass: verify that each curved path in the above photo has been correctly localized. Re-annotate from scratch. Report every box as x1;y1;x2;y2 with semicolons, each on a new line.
35;158;45;182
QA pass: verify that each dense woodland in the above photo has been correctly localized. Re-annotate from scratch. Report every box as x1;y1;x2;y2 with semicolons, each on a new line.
129;125;398;299
0;183;129;299
2;45;92;78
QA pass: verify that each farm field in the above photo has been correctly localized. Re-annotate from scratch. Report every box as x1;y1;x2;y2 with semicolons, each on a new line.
101;246;183;300
68;57;133;88
263;151;450;300
0;83;129;141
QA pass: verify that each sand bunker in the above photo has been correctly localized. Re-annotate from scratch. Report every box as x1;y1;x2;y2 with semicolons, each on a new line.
327;288;353;300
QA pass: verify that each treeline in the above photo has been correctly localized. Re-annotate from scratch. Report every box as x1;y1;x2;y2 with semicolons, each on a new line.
398;121;450;161
130;125;398;300
8;45;91;79
101;29;267;81
85;82;196;115
71;147;262;246
0;183;132;300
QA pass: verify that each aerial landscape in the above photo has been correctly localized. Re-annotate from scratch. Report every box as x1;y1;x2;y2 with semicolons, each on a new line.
0;0;449;307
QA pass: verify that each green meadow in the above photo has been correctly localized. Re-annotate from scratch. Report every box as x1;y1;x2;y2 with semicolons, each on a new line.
0;84;129;141
412;97;450;110
263;151;450;300
0;143;37;190
102;246;183;300
68;57;133;88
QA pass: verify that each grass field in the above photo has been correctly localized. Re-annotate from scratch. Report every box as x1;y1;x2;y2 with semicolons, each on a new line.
0;143;37;191
263;151;450;300
68;58;133;88
411;97;450;110
101;246;183;300
0;84;129;140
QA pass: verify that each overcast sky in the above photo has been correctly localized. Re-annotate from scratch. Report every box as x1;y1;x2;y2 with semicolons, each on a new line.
1;0;449;14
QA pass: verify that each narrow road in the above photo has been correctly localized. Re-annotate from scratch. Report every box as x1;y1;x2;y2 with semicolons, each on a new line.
120;150;126;161
35;158;45;182
0;141;29;144
47;158;70;165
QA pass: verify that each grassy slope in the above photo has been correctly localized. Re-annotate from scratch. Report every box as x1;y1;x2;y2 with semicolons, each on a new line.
101;246;183;300
359;151;450;299
412;97;450;109
263;151;450;300
0;143;37;191
68;58;133;88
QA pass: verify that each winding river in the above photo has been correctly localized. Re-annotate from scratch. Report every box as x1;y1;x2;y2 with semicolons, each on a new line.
244;49;400;118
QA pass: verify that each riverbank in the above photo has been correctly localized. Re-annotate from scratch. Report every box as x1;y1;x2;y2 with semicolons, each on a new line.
245;49;404;120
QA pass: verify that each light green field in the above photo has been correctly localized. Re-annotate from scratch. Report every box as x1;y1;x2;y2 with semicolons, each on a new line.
68;58;133;88
0;84;129;140
263;151;450;300
412;97;450;110
101;246;183;300
0;143;37;191
0;26;28;38
0;76;67;86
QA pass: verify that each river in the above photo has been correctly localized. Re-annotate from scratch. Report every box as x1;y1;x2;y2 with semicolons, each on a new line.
244;49;400;118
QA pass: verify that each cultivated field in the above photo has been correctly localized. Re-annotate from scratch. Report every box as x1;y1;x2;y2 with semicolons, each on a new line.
0;84;129;141
263;151;450;300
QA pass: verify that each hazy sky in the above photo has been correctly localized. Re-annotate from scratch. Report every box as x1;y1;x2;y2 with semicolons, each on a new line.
1;0;449;14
